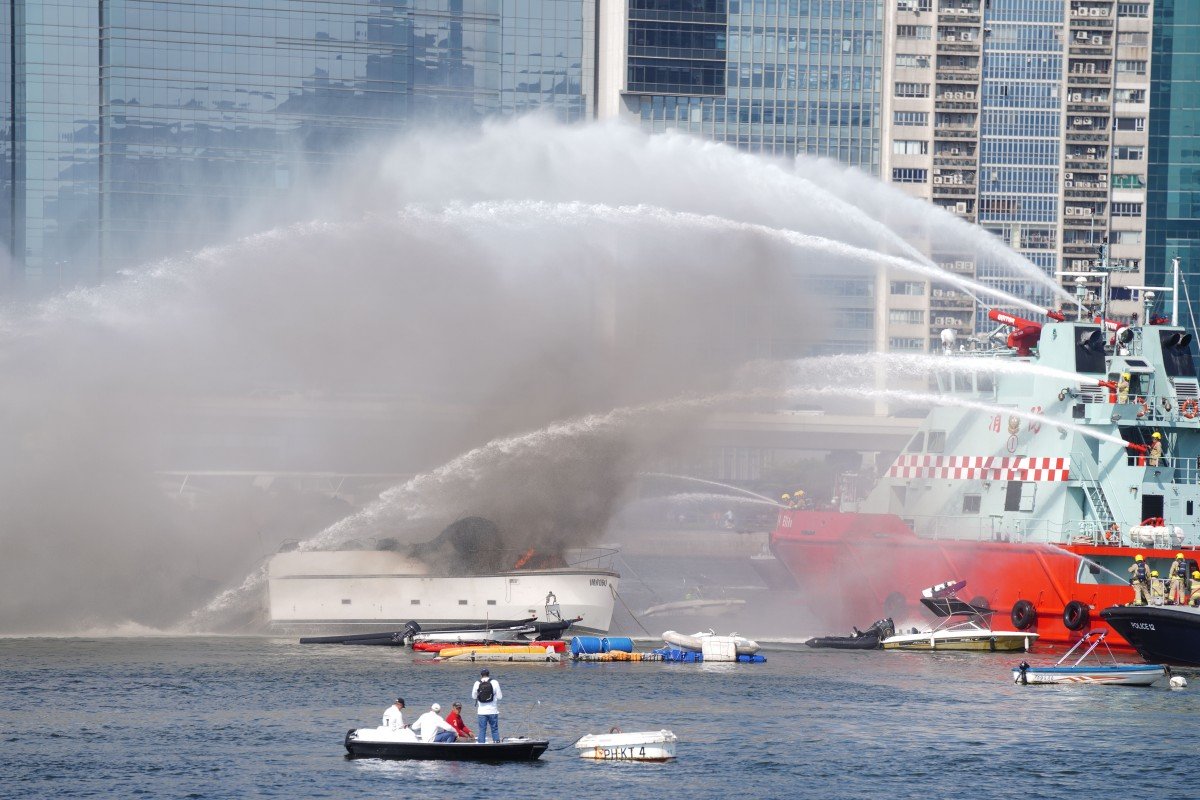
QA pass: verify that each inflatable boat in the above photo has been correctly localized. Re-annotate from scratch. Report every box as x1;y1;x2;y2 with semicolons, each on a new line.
805;618;894;650
661;629;760;655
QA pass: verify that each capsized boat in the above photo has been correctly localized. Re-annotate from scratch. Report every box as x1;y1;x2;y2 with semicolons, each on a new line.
770;305;1200;648
1101;603;1200;666
344;727;548;761
1013;629;1167;686
661;629;760;655
575;729;678;761
880;581;1037;652
805;618;895;650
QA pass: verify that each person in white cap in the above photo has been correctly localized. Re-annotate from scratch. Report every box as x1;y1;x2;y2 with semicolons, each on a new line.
412;703;458;743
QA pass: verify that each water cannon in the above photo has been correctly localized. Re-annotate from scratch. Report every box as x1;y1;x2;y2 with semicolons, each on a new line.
1126;442;1149;455
988;309;1044;356
1046;309;1067;322
1097;380;1118;391
1093;316;1128;333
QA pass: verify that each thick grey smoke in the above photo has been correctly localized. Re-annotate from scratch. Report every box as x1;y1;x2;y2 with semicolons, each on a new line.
0;118;1040;633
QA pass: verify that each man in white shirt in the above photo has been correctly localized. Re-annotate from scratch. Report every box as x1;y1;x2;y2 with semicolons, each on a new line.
413;703;459;743
471;668;503;743
382;697;407;731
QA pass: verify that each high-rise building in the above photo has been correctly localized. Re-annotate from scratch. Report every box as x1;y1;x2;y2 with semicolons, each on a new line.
1147;0;1200;319
881;0;1154;350
0;0;594;290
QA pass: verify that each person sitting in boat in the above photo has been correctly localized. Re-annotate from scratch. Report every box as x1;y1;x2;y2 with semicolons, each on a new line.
1116;372;1131;404
446;701;474;741
1168;553;1190;605
1149;571;1166;606
1149;432;1164;467
383;697;408;731
413;703;459;743
1128;554;1151;605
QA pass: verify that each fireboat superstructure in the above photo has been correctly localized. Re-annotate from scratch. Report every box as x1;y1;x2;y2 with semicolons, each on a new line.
772;308;1200;647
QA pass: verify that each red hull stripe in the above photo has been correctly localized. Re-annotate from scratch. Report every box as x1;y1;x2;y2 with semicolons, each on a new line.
887;455;1071;482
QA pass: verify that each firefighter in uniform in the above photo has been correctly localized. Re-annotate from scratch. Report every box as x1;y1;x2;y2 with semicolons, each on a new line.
780;493;793;509
1168;552;1190;605
1116;372;1131;404
1190;571;1200;607
1149;432;1164;467
1149;571;1166;605
1128;554;1151;605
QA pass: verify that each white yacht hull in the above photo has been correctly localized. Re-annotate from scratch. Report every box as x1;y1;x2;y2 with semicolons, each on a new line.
268;550;618;634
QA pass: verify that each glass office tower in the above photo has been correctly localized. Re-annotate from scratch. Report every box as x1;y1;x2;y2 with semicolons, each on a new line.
1147;0;1200;316
1;0;594;290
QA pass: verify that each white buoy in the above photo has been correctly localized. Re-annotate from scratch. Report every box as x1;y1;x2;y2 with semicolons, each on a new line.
1170;675;1187;689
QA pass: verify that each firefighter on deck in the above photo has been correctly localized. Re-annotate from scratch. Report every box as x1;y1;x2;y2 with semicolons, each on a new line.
1128;554;1151;605
1190;571;1200;607
1169;553;1190;605
1149;432;1164;467
1149;571;1166;605
1116;372;1131;404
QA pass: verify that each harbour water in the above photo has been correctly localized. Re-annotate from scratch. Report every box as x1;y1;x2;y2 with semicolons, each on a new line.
3;637;1195;797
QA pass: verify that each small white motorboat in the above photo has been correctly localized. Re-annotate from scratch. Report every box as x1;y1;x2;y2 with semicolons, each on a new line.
575;729;678;761
662;629;760;655
881;581;1037;652
1013;630;1168;686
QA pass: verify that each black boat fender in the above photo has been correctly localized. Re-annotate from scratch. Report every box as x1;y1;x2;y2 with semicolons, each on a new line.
1062;600;1090;631
1011;599;1037;630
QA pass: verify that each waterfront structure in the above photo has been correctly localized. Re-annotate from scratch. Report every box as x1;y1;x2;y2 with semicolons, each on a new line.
881;0;1154;350
1147;0;1200;311
0;0;594;291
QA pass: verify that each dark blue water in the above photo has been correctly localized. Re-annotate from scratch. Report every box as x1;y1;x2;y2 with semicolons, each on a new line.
2;637;1195;798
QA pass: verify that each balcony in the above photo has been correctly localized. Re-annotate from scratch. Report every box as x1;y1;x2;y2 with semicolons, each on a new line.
933;128;977;139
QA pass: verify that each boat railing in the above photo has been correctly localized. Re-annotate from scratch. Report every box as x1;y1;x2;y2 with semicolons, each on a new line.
562;547;620;571
1123;454;1200;485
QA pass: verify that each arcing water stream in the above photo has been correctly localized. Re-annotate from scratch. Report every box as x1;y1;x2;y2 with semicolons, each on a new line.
0;119;1086;633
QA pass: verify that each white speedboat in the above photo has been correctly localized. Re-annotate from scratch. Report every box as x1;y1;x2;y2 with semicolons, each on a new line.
880;581;1037;653
575;729;677;761
1014;630;1167;686
661;629;760;655
268;517;619;635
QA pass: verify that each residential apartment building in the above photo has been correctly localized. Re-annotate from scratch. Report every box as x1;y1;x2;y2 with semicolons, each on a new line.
881;0;1154;350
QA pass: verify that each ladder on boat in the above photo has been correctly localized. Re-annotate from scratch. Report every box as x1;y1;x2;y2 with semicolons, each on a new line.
1075;460;1116;533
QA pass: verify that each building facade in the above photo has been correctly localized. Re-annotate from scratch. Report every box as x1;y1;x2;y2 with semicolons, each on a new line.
881;0;1154;350
1;0;594;290
1147;0;1200;317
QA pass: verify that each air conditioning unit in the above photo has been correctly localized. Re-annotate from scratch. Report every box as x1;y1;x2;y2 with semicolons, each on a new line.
954;91;964;99
1065;181;1074;188
1066;206;1077;216
946;34;957;42
1066;172;1074;179
955;202;968;213
1076;30;1089;40
1071;93;1083;101
933;176;944;184
950;147;961;155
1092;36;1103;45
965;90;975;99
961;31;973;41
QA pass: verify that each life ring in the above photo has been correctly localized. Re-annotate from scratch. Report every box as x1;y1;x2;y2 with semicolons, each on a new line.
1062;600;1090;631
1141;517;1165;528
1182;399;1199;419
1136;400;1150;419
1104;524;1121;544
1011;599;1037;630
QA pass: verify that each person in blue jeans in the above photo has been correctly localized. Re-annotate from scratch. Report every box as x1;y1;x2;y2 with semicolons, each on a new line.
471;668;502;743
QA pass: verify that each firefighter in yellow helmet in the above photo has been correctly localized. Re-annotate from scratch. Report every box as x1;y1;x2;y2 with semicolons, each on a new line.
1128;553;1151;605
1190;571;1200;607
1148;431;1164;467
1116;372;1131;404
1169;552;1190;605
781;493;794;509
794;489;807;510
1149;570;1166;605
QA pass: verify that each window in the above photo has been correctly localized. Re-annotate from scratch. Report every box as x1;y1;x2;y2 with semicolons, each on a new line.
894;82;930;98
890;309;925;324
1115;88;1145;104
1112;174;1145;189
889;337;925;351
905;432;926;452
891;168;928;183
1117;3;1149;17
1114;230;1142;245
898;0;933;10
1116;60;1147;75
927;431;946;453
1005;481;1036;512
895;53;931;69
891;280;925;295
893;111;929;126
962;495;981;514
1117;32;1149;46
1114;117;1145;131
1115;146;1144;160
896;25;931;39
893;139;929;155
1112;202;1143;217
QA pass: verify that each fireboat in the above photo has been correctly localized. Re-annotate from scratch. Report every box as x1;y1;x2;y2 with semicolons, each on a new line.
771;302;1200;647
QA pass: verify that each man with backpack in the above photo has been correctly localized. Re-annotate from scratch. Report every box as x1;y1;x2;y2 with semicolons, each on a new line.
471;668;502;743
